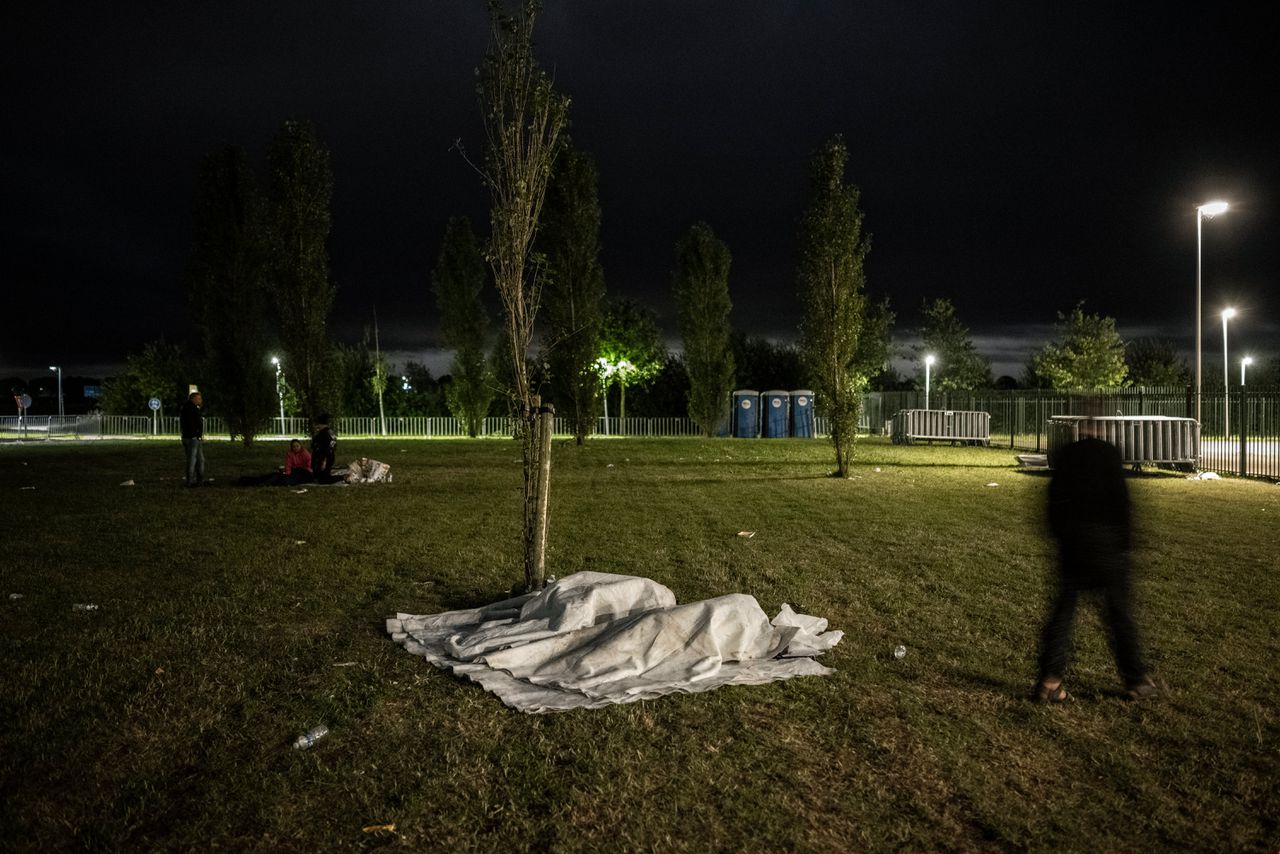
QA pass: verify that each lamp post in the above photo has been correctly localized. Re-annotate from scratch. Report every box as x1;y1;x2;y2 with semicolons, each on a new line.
924;354;936;411
271;356;285;436
1222;307;1235;437
47;365;63;419
1241;355;1253;386
1195;200;1228;424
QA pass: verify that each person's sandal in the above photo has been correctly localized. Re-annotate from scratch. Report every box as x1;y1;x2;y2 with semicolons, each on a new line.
1032;682;1072;704
1125;676;1164;701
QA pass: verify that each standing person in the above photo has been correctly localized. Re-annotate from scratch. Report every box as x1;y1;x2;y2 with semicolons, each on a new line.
180;391;206;487
311;413;337;483
1033;421;1160;703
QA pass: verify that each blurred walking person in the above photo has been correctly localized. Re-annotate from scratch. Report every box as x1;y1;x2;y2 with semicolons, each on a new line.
1033;420;1160;703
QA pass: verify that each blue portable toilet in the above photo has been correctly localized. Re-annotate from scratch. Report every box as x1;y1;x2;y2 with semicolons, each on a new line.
732;390;759;438
790;389;815;438
762;390;790;438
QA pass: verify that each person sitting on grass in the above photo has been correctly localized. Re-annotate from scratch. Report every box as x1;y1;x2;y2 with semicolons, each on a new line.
281;439;313;486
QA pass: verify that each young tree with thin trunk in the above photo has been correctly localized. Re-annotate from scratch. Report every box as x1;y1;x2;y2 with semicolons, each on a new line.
540;147;605;444
475;0;569;590
186;145;275;445
267;118;336;421
798;136;874;477
673;222;735;437
432;216;494;437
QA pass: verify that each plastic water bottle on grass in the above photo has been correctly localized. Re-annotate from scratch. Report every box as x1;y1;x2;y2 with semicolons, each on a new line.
893;644;907;660
293;725;329;750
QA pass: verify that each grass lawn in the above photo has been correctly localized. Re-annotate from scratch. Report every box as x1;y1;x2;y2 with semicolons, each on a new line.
1;436;1276;850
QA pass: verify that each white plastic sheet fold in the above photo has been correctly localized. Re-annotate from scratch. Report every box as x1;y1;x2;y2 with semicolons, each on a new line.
386;571;842;713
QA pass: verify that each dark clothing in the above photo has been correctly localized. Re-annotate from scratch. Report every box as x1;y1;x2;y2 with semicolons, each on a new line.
180;398;205;485
311;426;337;479
180;399;204;440
1038;437;1148;687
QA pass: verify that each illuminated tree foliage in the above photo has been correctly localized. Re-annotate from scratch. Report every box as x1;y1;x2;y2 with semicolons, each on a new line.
186;145;275;445
797;136;877;477
912;298;992;391
432;216;494;437
1031;303;1128;390
267;118;337;421
673;222;735;437
599;297;665;425
539;147;605;444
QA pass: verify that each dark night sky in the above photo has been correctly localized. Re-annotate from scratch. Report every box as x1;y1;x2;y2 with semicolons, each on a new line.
3;1;1276;381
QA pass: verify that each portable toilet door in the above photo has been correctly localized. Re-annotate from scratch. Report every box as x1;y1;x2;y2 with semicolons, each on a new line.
732;390;760;438
790;390;815;438
762;390;790;437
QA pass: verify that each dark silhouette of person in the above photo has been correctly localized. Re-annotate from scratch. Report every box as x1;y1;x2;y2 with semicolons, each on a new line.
180;391;205;486
1034;421;1160;702
311;413;338;483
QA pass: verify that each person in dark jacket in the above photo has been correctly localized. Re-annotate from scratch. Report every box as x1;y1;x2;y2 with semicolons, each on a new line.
311;413;338;483
180;391;206;487
1033;421;1160;702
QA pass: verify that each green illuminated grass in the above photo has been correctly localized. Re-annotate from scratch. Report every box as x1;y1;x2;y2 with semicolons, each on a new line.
1;437;1276;850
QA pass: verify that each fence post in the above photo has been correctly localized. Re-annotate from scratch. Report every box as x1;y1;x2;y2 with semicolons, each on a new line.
1238;387;1248;477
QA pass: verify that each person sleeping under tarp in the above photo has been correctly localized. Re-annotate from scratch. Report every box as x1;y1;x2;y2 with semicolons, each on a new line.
387;571;842;713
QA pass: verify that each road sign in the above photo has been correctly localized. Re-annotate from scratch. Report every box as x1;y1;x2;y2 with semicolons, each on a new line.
148;397;162;411
20;393;32;410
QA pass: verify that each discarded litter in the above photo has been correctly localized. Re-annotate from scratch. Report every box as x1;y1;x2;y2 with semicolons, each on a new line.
292;725;329;750
737;531;756;539
874;467;881;473
20;486;35;491
1186;471;1221;481
72;603;99;611
294;540;306;545
8;593;24;600
120;479;136;486
362;823;396;835
893;644;907;660
292;488;309;494
985;482;999;488
332;662;357;668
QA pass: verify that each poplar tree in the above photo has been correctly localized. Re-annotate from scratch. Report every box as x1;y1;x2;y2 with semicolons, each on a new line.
186;145;275;445
267;118;336;421
432;216;494;437
673;222;735;436
797;136;874;477
540;147;605;444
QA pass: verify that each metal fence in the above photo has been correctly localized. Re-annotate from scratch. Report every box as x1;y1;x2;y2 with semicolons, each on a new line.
6;387;1278;480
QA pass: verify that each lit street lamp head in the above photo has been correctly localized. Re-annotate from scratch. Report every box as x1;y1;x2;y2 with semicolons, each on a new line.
1198;200;1229;217
925;354;936;366
1221;307;1236;320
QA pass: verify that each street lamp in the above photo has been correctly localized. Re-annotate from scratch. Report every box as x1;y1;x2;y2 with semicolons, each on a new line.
1222;307;1235;437
271;356;285;436
924;354;936;411
1195;200;1228;423
1241;355;1253;386
48;365;63;419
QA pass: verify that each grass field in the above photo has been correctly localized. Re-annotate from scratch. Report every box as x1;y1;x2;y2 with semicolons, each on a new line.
1;436;1276;851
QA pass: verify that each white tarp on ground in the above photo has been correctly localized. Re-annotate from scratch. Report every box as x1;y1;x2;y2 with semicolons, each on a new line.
386;571;843;713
